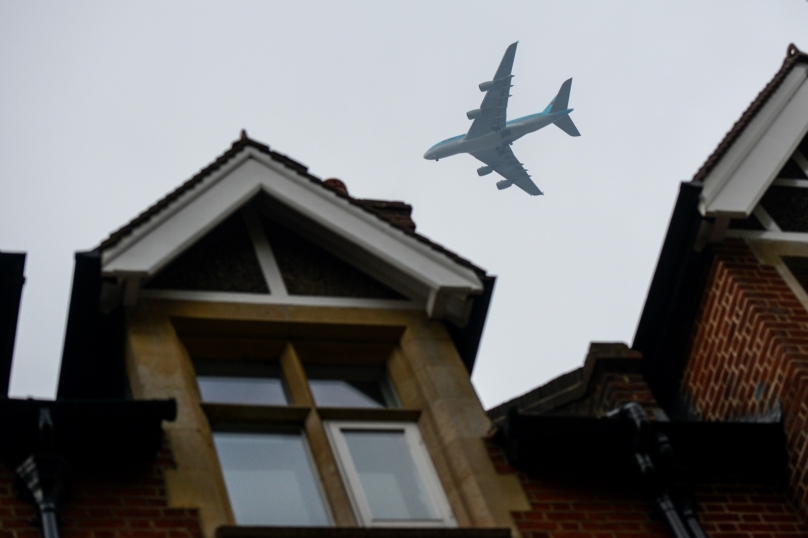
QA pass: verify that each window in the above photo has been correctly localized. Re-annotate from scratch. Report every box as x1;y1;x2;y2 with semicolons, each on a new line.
306;365;398;409
213;429;330;526
325;421;456;527
186;330;455;529
195;360;288;406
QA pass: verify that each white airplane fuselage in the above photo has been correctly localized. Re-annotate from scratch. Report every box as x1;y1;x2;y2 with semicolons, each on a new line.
423;108;573;161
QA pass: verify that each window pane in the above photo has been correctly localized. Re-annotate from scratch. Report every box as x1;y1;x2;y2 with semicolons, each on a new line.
213;431;330;526
307;365;397;408
198;376;287;405
342;429;438;521
309;379;386;408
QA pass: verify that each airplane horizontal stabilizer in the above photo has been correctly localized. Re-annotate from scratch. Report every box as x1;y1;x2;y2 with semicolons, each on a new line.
554;115;580;137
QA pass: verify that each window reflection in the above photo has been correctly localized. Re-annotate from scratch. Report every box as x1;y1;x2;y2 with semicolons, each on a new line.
194;360;288;406
213;430;330;526
343;429;438;521
306;365;397;408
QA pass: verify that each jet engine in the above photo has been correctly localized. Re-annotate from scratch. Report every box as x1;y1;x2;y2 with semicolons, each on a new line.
477;166;493;176
466;109;482;120
478;80;494;92
496;179;513;190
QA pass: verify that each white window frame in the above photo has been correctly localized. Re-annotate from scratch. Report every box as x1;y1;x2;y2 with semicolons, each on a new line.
324;421;456;528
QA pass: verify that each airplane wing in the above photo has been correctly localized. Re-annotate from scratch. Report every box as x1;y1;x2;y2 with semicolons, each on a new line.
466;42;518;140
471;145;543;196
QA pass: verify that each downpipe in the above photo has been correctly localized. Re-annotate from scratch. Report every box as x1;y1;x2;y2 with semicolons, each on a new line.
16;408;69;538
609;402;707;538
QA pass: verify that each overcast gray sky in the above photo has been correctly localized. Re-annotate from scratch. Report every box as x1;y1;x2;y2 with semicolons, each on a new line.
2;1;807;407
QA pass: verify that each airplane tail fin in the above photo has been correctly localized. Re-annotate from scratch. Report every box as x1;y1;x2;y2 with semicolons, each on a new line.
550;78;573;113
554;115;580;137
541;78;574;114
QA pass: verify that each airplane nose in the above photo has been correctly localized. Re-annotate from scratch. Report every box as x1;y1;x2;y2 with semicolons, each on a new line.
423;150;433;160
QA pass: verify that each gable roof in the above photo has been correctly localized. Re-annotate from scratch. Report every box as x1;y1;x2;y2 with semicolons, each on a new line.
99;133;482;275
698;44;808;217
634;46;808;412
97;133;489;326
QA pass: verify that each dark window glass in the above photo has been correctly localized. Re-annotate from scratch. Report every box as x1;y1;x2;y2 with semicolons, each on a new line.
307;365;397;408
194;360;287;406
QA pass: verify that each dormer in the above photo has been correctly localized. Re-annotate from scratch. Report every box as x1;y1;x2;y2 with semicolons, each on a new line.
54;135;513;538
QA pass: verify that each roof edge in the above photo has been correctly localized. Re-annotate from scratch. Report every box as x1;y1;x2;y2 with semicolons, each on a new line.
692;44;808;185
97;134;486;276
486;342;642;423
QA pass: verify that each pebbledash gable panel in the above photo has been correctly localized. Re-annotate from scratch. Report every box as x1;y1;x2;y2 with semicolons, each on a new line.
260;214;405;299
760;186;808;232
145;211;269;293
776;157;808;180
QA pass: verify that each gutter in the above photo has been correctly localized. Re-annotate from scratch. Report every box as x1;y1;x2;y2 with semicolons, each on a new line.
496;410;786;533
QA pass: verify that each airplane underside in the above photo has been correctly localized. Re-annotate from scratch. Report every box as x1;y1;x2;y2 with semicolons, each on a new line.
424;42;580;196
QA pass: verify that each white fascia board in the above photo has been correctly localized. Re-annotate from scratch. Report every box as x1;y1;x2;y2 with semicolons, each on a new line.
101;151;255;267
102;150;483;315
700;65;808;218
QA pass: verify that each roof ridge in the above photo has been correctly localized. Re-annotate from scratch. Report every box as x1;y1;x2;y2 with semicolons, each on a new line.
691;43;808;184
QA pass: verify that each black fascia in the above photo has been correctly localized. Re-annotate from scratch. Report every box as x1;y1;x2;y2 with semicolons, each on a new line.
632;182;713;414
446;274;496;373
57;250;129;400
498;411;787;481
0;397;176;467
0;252;26;398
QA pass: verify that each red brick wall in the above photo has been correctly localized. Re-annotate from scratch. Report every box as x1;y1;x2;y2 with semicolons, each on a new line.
682;239;808;516
487;440;669;538
695;482;805;536
487;440;806;538
0;445;202;538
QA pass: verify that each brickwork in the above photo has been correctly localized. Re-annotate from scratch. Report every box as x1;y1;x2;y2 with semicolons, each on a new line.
487;440;806;538
487;440;668;538
0;444;202;538
0;462;36;538
682;239;808;516
695;482;805;536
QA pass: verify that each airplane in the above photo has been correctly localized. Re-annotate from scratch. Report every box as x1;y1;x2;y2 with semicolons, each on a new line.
423;42;580;196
